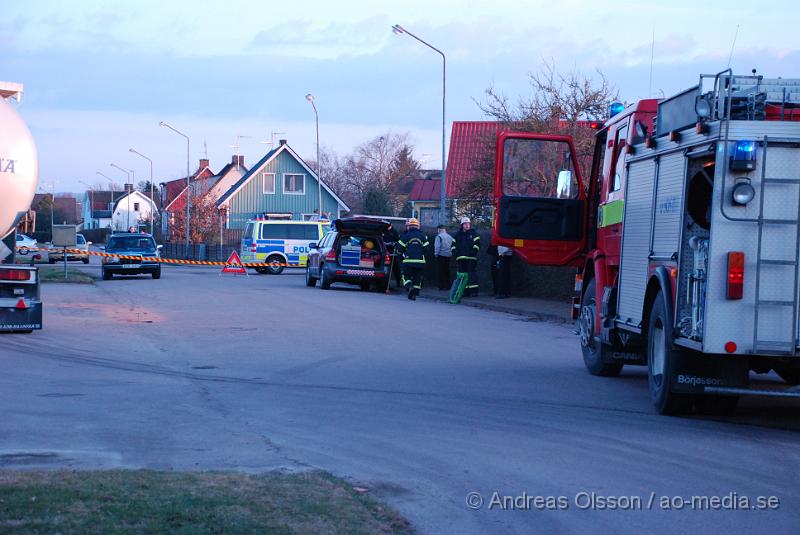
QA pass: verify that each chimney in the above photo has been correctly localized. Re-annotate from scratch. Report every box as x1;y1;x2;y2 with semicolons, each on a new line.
279;139;287;146
199;158;209;170
232;155;245;167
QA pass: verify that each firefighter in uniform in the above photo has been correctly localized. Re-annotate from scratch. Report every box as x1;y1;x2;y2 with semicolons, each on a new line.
396;218;429;300
452;217;480;296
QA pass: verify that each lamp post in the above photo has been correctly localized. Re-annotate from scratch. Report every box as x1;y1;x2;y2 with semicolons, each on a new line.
305;94;323;219
129;148;154;235
392;24;447;225
160;121;191;257
110;163;133;231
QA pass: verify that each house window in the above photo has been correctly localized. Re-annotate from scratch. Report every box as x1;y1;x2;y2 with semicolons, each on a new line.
283;173;305;195
263;173;276;194
134;202;140;211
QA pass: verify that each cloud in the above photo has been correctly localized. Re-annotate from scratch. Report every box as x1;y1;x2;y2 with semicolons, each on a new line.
249;16;390;59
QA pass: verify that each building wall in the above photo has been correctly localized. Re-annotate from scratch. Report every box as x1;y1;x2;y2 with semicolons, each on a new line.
112;192;157;231
226;151;343;229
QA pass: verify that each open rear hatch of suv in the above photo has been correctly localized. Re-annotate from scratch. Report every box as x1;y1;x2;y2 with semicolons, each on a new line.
333;217;390;235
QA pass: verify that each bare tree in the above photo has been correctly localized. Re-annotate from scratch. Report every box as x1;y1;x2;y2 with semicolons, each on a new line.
474;61;619;199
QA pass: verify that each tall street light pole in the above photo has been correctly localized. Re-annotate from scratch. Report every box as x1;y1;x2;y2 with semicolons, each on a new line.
392;24;447;225
159;121;191;256
129;148;154;235
305;94;323;219
110;163;132;231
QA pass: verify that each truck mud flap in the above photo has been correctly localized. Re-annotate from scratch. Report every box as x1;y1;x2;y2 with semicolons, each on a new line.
669;351;749;394
0;303;42;332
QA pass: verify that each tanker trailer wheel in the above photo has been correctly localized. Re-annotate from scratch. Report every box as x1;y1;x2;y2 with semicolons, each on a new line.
647;291;694;415
579;279;623;377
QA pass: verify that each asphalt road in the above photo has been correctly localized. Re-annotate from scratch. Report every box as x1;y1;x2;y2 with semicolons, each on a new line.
2;260;799;534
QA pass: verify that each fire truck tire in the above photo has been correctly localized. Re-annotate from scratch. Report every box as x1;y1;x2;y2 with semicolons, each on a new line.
580;279;623;377
647;292;694;415
776;369;800;385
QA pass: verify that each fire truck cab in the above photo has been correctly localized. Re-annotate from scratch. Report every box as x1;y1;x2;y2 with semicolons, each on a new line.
493;70;800;414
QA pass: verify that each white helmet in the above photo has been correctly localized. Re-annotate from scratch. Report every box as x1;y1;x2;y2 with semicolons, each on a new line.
460;217;470;225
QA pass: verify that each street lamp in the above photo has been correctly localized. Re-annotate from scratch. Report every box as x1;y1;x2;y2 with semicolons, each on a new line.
129;148;154;235
110;163;134;231
160;121;191;257
305;93;323;219
392;23;447;225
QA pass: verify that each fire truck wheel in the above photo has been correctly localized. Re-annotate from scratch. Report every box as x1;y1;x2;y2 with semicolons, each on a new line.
579;279;623;377
647;292;693;415
776;369;800;385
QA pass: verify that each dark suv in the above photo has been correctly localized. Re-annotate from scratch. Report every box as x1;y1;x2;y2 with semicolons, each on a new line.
102;233;162;280
306;218;391;291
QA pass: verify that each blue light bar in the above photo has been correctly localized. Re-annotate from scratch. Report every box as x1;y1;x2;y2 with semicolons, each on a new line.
609;102;625;118
731;140;757;172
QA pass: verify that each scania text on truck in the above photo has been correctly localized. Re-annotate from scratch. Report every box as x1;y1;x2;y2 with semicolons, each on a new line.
492;70;800;414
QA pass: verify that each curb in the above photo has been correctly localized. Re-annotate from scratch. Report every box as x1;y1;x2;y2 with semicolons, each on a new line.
416;293;571;324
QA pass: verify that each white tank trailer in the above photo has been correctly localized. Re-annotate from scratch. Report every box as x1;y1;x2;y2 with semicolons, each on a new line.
0;82;42;332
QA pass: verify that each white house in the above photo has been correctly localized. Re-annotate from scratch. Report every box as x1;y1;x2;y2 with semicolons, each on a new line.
82;190;125;230
112;190;159;231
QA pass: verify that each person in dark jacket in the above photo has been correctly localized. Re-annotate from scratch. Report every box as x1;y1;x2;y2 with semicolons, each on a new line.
382;223;402;289
487;243;500;296
396;218;429;300
452;217;480;296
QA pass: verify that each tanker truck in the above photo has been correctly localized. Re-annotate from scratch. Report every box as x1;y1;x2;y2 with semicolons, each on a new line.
0;81;42;333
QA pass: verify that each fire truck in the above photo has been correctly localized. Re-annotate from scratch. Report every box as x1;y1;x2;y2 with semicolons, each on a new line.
492;70;800;414
0;81;42;333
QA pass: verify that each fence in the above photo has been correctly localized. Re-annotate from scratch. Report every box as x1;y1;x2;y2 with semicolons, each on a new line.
160;242;240;262
161;227;576;301
420;227;576;301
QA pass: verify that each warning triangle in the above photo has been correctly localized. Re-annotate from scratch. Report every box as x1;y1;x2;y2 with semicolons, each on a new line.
221;250;248;275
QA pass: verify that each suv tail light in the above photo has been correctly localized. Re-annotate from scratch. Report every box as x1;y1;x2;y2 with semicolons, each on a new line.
0;268;31;281
325;249;337;261
384;254;391;265
727;252;744;299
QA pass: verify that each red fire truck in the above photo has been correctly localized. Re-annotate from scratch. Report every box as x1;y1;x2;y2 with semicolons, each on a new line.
492;70;800;414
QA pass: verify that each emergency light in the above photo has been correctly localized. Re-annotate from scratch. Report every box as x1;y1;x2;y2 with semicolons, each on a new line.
609;102;625;118
730;140;757;172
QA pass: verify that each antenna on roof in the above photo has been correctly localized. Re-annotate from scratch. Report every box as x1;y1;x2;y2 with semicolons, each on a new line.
203;140;208;159
727;24;740;69
230;135;251;171
648;27;655;98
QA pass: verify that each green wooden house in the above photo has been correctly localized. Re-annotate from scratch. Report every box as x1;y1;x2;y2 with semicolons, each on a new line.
216;140;350;229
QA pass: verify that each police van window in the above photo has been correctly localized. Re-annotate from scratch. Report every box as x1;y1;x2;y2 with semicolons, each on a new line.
244;222;254;240
284;225;305;240
303;225;319;240
611;122;629;192
261;224;289;239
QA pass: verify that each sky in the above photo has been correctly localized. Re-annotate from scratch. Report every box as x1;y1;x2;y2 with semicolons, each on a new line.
3;0;800;194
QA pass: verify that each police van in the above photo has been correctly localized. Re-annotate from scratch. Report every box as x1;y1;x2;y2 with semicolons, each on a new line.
241;219;329;274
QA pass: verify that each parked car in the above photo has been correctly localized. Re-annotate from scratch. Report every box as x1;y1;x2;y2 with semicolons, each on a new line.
240;219;329;274
14;234;38;256
102;233;162;280
306;218;391;292
48;233;91;264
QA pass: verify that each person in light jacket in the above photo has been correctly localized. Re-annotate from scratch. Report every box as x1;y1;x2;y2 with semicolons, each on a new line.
434;225;454;290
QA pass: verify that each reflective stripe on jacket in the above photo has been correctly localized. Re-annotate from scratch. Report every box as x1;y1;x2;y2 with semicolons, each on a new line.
452;229;480;261
397;228;429;264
